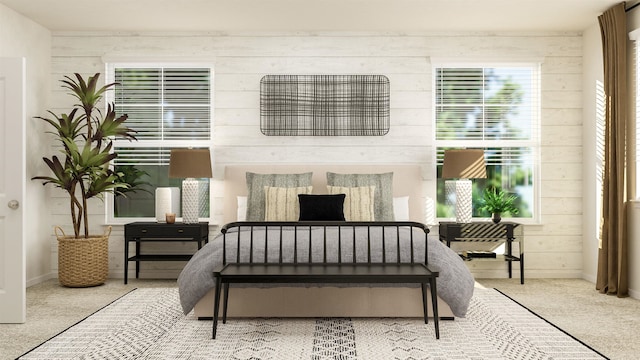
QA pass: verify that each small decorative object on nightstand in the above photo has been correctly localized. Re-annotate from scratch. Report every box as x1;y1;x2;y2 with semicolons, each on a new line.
165;213;176;224
155;187;180;222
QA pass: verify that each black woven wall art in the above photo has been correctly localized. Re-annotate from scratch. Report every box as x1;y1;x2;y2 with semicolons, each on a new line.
260;75;390;136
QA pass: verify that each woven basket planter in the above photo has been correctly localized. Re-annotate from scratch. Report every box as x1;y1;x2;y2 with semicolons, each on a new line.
55;226;111;287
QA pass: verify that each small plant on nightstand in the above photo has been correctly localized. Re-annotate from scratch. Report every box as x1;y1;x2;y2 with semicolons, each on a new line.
479;187;519;223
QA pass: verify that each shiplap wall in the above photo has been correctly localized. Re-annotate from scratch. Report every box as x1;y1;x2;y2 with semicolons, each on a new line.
48;32;583;280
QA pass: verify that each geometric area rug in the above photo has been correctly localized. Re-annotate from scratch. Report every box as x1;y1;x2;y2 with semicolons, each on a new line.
18;288;608;360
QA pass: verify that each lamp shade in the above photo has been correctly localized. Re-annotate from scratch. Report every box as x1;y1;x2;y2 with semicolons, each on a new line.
441;149;487;179
169;148;212;179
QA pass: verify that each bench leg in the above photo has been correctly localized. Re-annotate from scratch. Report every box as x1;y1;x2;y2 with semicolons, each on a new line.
520;253;525;284
421;283;429;325
429;278;440;339
223;283;230;324
212;276;222;339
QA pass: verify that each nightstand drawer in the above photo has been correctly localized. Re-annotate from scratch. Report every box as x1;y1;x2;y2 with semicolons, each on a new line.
129;225;201;239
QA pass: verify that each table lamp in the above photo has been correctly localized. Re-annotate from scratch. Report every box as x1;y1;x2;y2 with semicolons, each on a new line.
169;148;212;224
441;149;486;223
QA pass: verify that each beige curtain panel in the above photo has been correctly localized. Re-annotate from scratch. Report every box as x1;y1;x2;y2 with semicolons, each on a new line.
596;2;629;297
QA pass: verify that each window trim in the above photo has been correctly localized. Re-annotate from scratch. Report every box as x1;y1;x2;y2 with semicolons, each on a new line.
432;61;542;225
104;62;215;225
630;29;640;199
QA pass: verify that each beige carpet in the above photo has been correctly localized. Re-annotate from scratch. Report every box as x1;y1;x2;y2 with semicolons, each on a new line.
1;278;638;359
0;279;178;360
479;278;640;360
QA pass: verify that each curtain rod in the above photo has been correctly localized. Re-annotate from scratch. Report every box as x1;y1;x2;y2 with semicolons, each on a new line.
627;2;640;12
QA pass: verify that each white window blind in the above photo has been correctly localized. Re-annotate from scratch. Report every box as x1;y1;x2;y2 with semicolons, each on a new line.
112;147;171;166
112;66;212;166
435;67;539;143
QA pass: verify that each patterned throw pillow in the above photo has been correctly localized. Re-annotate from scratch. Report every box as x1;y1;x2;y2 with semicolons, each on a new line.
326;172;394;221
245;172;313;221
327;185;375;221
264;186;312;221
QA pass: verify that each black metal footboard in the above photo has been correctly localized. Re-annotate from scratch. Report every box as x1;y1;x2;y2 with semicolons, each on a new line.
219;221;430;266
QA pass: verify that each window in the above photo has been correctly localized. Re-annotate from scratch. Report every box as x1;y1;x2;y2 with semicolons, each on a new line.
105;64;213;223
434;64;540;221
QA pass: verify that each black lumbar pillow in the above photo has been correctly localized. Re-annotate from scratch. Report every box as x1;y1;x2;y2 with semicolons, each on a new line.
298;194;346;221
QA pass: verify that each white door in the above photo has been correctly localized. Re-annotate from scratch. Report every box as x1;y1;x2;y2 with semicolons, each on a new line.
0;57;26;323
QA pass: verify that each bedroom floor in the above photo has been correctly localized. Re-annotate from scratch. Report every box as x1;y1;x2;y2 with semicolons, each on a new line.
1;278;638;360
478;279;640;360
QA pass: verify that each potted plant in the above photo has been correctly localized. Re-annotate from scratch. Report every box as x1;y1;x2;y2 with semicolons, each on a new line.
33;73;137;287
479;187;519;223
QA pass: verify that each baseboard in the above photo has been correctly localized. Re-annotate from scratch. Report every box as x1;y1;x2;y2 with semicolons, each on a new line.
470;269;582;279
27;272;56;287
581;272;597;284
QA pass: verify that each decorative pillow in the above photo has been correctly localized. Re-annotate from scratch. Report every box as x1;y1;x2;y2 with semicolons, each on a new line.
245;172;313;221
264;186;312;221
326;172;394;221
298;194;346;221
393;196;410;221
237;196;247;221
327;185;375;221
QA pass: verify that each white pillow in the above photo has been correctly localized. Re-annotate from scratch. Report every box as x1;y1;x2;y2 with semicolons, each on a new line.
264;186;313;221
393;196;410;221
327;185;375;221
237;196;247;221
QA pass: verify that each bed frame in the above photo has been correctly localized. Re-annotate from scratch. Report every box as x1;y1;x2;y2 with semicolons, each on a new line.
193;164;455;319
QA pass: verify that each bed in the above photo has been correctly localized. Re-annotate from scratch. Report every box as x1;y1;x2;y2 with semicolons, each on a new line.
177;164;475;319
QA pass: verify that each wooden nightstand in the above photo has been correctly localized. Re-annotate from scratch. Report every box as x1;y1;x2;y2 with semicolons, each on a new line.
124;222;209;284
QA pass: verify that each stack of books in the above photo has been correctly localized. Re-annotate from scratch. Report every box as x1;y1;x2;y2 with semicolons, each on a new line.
461;251;497;259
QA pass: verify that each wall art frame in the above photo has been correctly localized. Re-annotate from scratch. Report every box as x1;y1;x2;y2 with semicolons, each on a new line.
260;74;390;136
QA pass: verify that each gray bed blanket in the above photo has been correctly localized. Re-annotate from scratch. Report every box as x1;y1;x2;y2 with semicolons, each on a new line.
177;225;474;318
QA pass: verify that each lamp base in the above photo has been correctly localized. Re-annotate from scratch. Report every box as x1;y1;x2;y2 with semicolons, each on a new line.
182;178;200;224
445;179;473;223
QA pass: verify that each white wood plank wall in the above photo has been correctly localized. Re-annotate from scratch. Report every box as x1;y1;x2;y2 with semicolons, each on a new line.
48;32;583;280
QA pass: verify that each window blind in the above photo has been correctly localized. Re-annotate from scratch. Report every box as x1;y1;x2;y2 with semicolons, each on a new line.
110;66;212;166
435;67;540;142
113;147;171;166
114;68;211;141
436;147;531;167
